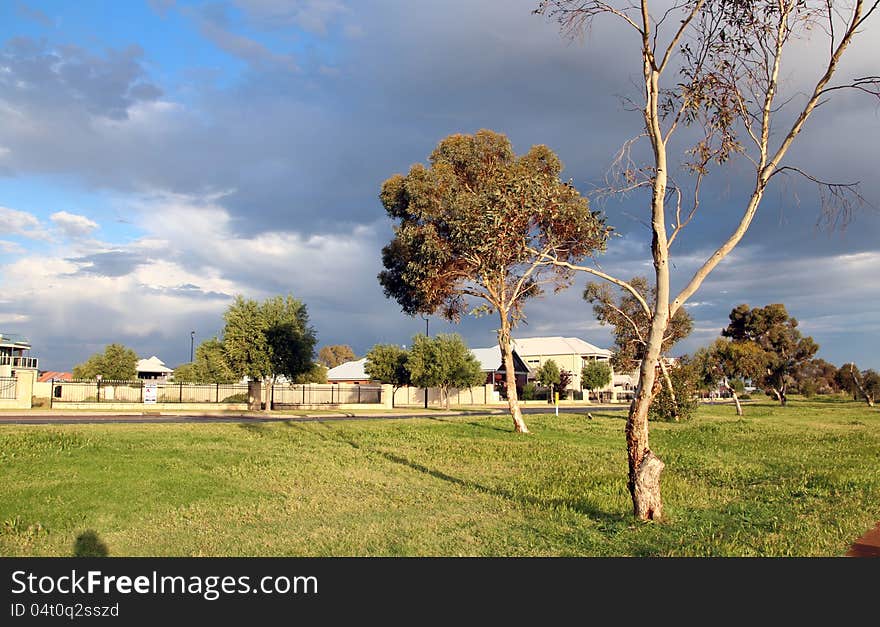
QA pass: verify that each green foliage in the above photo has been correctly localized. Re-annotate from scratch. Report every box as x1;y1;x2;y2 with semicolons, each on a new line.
293;363;328;384
535;359;561;388
220;393;248;403
172;362;197;383
222;294;318;383
722;303;818;404
521;382;538;400
174;338;240;384
649;363;698;422
365;345;411;387
581;360;612;392
72;343;138;381
406;333;484;407
317;345;357;369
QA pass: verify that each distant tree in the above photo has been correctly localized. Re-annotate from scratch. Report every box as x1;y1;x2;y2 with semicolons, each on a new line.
840;363;878;407
581;360;612;400
172;362;198;383
222;294;318;410
72;343;138;381
723;304;818;406
174;338;238;383
293;363;328;384
364;344;411;408
585;277;692;416
378;129;609;433
558;369;574;395
536;359;561;400
696;338;766;416
407;334;484;409
317;345;357;369
794;358;840;396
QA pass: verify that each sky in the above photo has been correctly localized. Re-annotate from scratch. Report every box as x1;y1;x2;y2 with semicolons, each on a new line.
0;0;878;372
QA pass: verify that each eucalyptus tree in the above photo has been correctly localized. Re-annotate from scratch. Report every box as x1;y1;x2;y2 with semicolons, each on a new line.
378;129;609;432
536;0;879;519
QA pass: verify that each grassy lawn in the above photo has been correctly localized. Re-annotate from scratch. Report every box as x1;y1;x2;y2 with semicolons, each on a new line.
0;397;877;556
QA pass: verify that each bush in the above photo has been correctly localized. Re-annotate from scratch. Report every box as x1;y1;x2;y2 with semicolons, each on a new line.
649;364;698;422
521;382;538;400
221;393;248;403
31;397;50;408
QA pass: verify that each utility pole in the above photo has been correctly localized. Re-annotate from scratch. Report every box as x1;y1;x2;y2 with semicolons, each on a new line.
421;315;429;409
190;331;195;363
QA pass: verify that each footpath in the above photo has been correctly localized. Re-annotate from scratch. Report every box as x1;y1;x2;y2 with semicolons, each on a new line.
847;522;880;557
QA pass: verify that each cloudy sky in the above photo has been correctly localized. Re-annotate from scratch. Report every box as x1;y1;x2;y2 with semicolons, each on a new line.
0;0;878;372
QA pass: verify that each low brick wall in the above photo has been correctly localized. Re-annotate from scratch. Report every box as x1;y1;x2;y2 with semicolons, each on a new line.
53;402;248;411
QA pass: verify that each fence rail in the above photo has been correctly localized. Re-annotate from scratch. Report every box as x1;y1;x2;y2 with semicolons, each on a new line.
50;379;383;406
0;376;15;399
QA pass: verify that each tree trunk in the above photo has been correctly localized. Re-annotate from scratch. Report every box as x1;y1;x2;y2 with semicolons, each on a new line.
732;390;743;416
658;358;678;422
498;313;528;433
772;387;783;405
626;64;669;521
263;375;275;412
850;364;875;407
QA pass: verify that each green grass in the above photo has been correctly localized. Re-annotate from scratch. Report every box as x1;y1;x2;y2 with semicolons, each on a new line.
0;397;877;556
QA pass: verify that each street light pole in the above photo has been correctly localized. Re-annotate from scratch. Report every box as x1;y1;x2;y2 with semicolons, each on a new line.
190;331;195;363
421;315;429;409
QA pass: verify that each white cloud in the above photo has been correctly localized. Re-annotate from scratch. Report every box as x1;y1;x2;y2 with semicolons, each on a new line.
0;206;47;239
50;211;99;238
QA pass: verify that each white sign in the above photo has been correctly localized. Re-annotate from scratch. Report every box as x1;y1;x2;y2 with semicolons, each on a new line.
144;383;158;404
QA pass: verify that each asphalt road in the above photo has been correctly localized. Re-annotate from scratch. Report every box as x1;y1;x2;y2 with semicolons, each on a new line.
0;405;627;425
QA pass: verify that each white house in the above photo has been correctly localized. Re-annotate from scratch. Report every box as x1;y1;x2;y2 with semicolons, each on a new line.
136;356;173;381
512;336;613;395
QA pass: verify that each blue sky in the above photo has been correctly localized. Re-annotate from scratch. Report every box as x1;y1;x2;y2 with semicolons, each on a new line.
1;0;879;373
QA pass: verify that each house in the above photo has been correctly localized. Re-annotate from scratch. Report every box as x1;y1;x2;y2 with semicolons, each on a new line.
512;336;613;395
326;358;373;384
0;332;38;376
136;356;173;381
470;345;531;392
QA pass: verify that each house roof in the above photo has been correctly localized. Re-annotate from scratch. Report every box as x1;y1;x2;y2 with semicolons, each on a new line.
470;346;531;374
38;371;72;382
512;336;612;358
136;356;173;374
0;332;31;350
327;358;369;381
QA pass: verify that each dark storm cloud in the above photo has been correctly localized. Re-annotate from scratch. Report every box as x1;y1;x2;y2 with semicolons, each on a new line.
65;250;147;277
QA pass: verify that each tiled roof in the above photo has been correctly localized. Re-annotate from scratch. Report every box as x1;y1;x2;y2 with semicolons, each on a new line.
38;371;72;382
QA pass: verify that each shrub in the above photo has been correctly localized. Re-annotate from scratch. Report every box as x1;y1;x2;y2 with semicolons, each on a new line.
521;382;538;400
31;397;50;408
649;364;698;422
221;393;248;403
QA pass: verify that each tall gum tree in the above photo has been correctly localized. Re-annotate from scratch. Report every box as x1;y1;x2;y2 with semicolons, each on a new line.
378;129;610;433
535;0;879;519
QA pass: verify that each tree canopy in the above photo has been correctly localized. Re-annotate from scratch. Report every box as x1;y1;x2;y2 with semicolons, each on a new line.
317;345;357;369
581;360;612;394
222;294;318;410
72;343;138;381
378;129;609;432
364;344;411;407
173;338;239;384
406;333;484;409
535;359;561;390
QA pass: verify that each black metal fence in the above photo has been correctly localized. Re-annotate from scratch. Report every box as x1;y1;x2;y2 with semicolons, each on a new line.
272;384;382;406
49;379;383;406
0;376;15;400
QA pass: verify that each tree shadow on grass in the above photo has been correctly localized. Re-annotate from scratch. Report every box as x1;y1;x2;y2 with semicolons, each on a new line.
286;421;626;525
73;530;108;557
